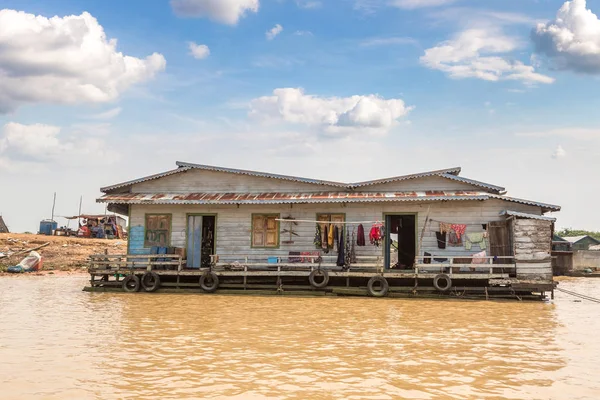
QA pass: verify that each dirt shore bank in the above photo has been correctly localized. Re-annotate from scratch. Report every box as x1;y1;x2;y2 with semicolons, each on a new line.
0;233;126;275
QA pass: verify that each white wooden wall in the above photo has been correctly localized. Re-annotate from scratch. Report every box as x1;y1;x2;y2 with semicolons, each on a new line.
128;199;543;261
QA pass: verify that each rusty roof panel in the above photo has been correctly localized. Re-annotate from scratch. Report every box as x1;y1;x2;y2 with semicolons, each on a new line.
96;190;560;212
98;191;486;204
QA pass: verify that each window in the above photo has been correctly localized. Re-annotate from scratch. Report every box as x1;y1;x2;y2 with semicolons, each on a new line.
316;213;345;248
252;214;279;248
145;214;172;247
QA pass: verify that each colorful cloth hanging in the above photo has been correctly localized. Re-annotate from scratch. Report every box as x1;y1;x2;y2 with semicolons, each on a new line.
328;224;334;248
439;222;452;234
451;224;467;240
313;224;322;247
465;232;487;250
369;223;383;247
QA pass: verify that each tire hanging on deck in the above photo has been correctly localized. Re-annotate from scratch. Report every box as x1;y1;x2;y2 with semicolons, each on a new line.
141;271;161;292
308;269;329;288
122;275;140;293
433;274;452;292
199;271;219;293
367;276;389;297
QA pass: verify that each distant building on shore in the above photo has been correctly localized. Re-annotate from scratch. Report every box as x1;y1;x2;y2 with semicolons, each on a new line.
562;235;600;251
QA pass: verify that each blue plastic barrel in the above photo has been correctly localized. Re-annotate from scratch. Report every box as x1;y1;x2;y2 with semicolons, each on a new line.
39;220;58;235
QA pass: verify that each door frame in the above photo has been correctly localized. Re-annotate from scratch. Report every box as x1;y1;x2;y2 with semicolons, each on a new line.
382;212;418;269
185;213;218;268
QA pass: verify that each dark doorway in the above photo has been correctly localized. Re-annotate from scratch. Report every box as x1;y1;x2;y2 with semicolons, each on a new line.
187;215;216;268
385;214;416;269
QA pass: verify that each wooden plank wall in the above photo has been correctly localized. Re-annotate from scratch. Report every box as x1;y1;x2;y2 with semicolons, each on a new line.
128;199;544;260
513;219;553;280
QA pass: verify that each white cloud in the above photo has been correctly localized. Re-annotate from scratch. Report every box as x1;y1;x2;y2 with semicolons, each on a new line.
0;10;165;114
0;122;106;164
360;37;418;46
552;145;567;159
296;0;321;9
266;24;283;40
188;42;211;59
294;30;313;36
420;28;555;84
171;0;259;25
89;107;122;120
391;0;457;9
532;0;600;74
248;87;412;135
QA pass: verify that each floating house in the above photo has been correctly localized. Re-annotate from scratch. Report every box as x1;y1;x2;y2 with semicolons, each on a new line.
88;162;560;300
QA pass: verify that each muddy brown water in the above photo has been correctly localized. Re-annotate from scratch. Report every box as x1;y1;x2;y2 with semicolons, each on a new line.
0;277;599;400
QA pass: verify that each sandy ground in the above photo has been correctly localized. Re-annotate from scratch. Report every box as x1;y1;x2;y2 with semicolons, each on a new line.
0;233;127;276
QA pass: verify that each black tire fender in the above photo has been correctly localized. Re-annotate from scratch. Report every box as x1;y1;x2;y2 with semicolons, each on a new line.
433;274;452;292
141;271;161;292
308;269;329;288
367;276;389;297
122;275;140;293
199;271;219;293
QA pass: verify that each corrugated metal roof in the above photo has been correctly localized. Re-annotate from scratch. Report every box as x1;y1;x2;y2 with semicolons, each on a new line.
500;210;557;222
348;167;462;187
101;162;506;195
101;167;192;193
489;195;560;212
562;235;600;244
440;173;505;194
97;191;559;212
98;191;488;205
176;161;348;188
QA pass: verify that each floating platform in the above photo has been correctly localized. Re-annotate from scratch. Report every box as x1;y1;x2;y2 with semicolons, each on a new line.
85;254;555;301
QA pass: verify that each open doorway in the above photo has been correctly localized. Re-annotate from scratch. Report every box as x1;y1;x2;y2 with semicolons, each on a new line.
187;215;216;268
385;214;416;269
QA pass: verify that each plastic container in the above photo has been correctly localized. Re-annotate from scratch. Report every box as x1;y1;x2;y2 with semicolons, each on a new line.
39;220;58;235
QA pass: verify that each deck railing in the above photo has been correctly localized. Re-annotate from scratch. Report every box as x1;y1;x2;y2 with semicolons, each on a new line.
89;254;183;272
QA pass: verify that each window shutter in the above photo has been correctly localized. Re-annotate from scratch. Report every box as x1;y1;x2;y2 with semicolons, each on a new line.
265;216;278;247
253;215;265;247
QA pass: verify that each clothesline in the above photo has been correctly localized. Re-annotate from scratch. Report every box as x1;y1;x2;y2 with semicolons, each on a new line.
275;218;385;225
428;218;488;227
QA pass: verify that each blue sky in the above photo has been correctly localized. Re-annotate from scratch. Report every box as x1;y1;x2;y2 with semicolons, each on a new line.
0;0;599;232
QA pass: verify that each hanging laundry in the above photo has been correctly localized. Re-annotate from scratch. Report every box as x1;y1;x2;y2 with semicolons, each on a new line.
337;229;345;267
465;232;487;250
349;228;357;264
322;224;329;252
369;223;383;247
448;231;463;247
472;250;487;264
333;226;339;252
344;229;351;268
328;224;334;248
439;222;452;233
451;224;467;240
435;231;447;249
357;224;366;246
313;224;322;247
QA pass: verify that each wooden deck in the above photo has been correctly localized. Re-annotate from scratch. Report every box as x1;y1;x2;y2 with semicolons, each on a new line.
85;253;554;300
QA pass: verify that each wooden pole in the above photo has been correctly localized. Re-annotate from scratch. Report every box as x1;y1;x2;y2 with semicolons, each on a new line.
51;192;56;222
416;206;431;265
